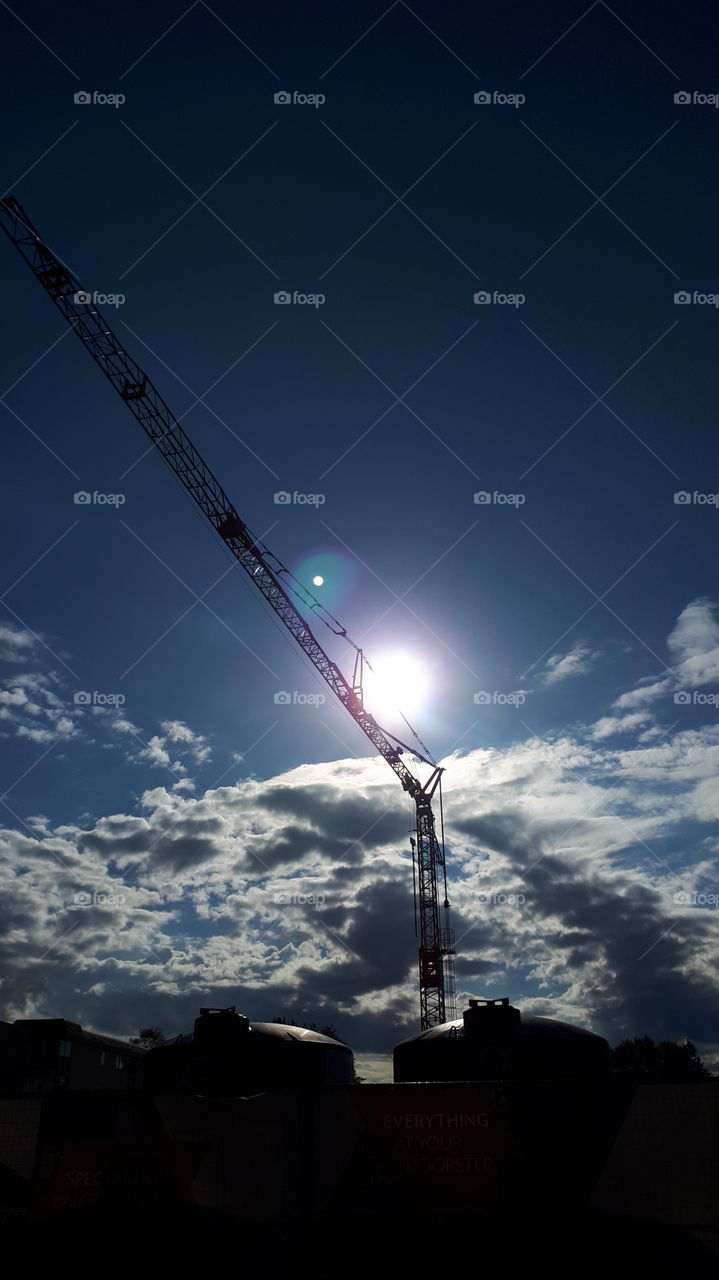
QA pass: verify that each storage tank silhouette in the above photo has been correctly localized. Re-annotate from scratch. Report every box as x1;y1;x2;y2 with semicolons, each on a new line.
144;1006;353;1095
393;997;609;1082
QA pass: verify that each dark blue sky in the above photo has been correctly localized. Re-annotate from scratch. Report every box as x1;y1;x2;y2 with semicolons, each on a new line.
1;1;718;1070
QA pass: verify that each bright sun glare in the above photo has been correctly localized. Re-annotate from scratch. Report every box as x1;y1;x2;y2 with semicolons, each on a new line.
365;651;426;722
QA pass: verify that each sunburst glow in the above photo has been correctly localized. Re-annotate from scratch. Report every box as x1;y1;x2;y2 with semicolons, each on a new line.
365;651;426;722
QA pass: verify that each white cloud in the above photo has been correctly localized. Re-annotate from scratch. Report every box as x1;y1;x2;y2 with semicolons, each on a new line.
139;735;182;773
0;722;718;1061
161;719;211;764
161;720;196;743
2;606;719;1064
539;642;598;686
613;678;671;710
590;711;652;740
667;598;719;687
0;624;40;663
610;598;719;717
0;670;80;744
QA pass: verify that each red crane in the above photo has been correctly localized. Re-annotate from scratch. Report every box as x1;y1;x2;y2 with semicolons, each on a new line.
0;195;456;1029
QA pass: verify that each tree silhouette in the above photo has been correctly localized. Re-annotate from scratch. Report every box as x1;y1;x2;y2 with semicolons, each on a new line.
611;1036;710;1082
129;1026;164;1050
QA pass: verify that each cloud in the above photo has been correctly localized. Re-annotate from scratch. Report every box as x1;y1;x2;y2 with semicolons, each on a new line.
610;598;719;715
539;642;598;686
1;608;719;1068
0;631;212;791
667;598;719;687
161;719;211;764
0;715;718;1065
140;735;176;771
0;623;41;663
612;678;671;711
0;668;80;745
134;721;211;775
590;711;652;740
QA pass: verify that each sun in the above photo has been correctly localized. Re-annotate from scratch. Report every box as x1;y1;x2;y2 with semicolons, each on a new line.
365;651;426;723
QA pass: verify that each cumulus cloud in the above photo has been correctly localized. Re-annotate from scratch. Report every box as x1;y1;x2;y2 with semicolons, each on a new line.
0;668;81;744
610;598;719;716
0;629;211;789
0;623;41;663
539;642;598;686
161;719;211;764
667;597;719;687
590;711;653;740
1;722;718;1067
2;608;719;1072
612;678;671;711
131;721;211;775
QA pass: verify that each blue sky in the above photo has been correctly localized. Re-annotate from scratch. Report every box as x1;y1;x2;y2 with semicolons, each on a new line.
1;0;718;1078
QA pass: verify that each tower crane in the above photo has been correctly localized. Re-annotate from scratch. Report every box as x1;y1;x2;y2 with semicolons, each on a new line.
0;195;456;1029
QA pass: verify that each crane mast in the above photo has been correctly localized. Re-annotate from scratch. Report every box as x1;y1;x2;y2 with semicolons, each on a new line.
0;195;456;1029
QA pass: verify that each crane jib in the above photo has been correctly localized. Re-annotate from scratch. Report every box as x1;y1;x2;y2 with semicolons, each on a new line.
0;194;456;1029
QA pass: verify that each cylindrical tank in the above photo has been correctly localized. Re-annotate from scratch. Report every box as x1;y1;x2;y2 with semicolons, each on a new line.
144;1006;354;1095
393;997;609;1082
